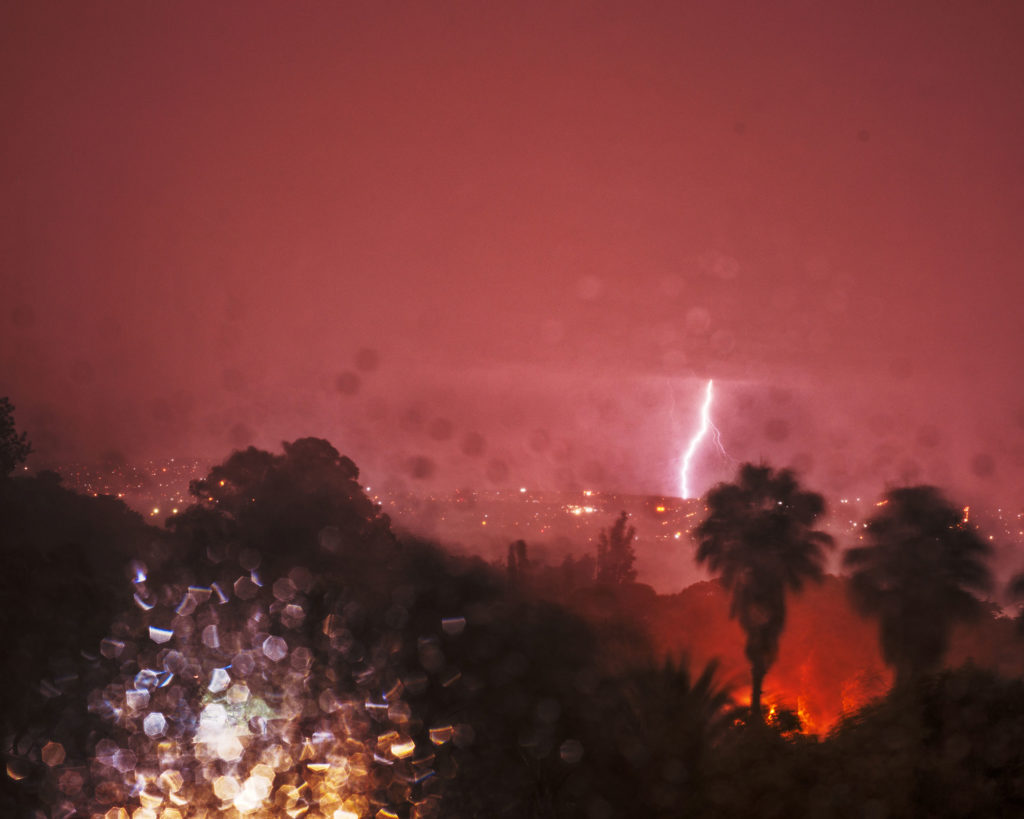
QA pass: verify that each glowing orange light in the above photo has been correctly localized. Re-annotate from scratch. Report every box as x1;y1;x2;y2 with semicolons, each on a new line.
796;697;815;734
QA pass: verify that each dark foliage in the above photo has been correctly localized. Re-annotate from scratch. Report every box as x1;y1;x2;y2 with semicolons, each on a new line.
0;471;159;812
4;439;738;817
171;436;395;580
844;486;993;687
9;440;1023;818
700;664;1024;819
820;665;1024;818
0;396;32;477
507;538;530;583
595;511;637;585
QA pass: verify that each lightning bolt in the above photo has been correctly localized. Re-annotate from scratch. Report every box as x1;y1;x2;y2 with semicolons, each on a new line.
680;378;730;499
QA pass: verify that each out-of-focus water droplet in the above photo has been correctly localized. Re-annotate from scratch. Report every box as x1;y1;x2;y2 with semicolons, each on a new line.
559;739;584;764
148;627;173;645
58;769;83;795
232;651;256;677
429;725;454;746
388;701;412;723
202;624;220;649
174;593;197;617
239;548;261;571
390;739;416;759
273;577;297;602
135;669;159;690
289;566;313;591
125;688;149;711
971;452;996;478
209;667;231;693
213;774;241;800
263;636;288;662
290;646;312;671
42;741;65;767
143;712;167;738
205;580;227;602
162;650;185;674
100;637;125;659
407;455;436;480
227;682;250;704
6;759;29;781
485;458;509;483
319;690;341;713
95;739;119;766
335;371;361;396
234;575;258;600
129;560;147;584
112;748;137;773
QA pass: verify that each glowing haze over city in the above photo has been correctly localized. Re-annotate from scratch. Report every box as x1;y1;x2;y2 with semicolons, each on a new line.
2;0;1023;520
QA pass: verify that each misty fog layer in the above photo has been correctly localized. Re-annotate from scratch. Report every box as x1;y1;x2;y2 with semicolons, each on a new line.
2;1;1024;510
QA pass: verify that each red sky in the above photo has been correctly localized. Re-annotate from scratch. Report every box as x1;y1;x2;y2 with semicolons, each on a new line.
2;1;1024;512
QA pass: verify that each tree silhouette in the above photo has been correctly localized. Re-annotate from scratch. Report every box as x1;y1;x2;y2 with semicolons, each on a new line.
0;468;157;813
844;486;993;688
506;538;530;583
693;463;833;723
0;397;32;477
596;510;637;584
574;656;734;815
175;437;393;578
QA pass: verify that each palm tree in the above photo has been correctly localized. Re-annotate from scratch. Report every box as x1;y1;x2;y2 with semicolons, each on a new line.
575;656;733;815
621;657;734;767
844;486;993;688
693;463;833;723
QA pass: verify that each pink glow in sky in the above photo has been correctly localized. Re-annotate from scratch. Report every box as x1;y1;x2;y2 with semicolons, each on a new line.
2;1;1024;507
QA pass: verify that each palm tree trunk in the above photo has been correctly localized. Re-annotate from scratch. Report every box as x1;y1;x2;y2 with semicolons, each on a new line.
750;662;765;725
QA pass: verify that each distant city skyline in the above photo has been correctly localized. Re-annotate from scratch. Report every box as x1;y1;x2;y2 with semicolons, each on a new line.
54;454;1024;598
